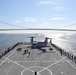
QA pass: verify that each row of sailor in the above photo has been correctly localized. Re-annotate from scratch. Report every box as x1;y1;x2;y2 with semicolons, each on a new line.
52;43;76;63
0;42;19;59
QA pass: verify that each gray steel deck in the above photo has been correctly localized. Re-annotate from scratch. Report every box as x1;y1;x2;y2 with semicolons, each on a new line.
0;44;76;75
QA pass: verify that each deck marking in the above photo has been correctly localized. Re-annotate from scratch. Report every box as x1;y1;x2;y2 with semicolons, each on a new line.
0;60;54;63
0;49;16;66
6;63;14;74
38;46;76;74
6;50;22;75
1;44;76;75
21;66;52;75
3;56;34;72
53;47;76;70
38;57;66;73
30;66;52;75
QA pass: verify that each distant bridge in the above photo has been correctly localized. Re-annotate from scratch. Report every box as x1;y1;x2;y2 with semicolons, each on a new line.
0;20;76;31
0;28;76;31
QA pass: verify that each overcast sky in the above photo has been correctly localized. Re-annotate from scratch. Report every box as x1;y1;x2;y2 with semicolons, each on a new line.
0;0;76;29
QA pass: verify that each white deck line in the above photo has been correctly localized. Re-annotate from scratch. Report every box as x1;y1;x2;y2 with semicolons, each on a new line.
53;48;76;69
21;66;52;75
38;48;76;73
1;44;76;75
38;57;66;73
0;49;16;66
3;56;34;72
6;50;23;75
38;46;76;73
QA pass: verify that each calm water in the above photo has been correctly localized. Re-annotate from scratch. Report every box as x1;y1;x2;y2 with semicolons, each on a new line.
0;33;44;52
0;30;76;55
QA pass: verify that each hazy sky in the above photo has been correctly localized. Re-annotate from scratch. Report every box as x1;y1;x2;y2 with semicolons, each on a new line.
0;0;76;29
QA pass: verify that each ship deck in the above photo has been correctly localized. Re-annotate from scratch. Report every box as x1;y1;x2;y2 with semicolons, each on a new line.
0;43;76;75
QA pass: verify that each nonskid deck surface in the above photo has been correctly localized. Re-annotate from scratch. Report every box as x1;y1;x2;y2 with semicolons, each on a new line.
0;44;76;75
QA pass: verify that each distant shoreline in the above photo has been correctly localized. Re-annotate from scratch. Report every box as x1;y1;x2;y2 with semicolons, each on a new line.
0;29;76;31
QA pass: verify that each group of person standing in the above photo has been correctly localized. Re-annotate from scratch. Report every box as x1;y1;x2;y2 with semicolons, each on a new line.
0;43;19;59
52;43;76;63
23;49;30;57
0;47;13;59
60;49;76;63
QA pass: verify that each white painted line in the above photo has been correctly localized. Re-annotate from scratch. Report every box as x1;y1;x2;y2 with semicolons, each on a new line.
21;66;52;75
3;56;34;72
6;51;23;75
38;57;66;73
29;66;44;69
6;64;14;74
46;58;66;69
0;50;16;66
38;46;76;74
0;60;53;63
53;48;76;70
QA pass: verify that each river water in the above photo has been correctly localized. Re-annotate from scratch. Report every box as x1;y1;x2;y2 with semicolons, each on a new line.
0;30;76;55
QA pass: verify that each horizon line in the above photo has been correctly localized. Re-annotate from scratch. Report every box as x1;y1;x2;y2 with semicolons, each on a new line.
0;28;76;31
